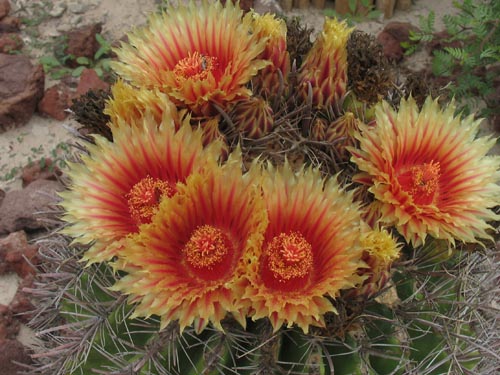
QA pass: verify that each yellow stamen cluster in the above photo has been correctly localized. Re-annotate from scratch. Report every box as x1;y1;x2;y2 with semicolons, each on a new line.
409;161;441;198
126;176;175;225
173;52;218;82
267;231;314;282
182;225;231;270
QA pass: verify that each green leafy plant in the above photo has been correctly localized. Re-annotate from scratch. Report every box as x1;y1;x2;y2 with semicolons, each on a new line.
403;0;500;116
39;33;113;79
324;0;382;25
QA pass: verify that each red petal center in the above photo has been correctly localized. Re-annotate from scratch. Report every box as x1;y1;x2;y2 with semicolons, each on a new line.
264;231;313;289
398;161;441;205
126;176;175;225
173;51;218;82
182;225;233;281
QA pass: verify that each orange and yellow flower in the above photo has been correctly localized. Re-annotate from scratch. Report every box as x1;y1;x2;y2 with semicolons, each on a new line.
60;114;222;264
111;153;268;332
240;162;365;333
105;80;180;131
249;12;290;99
346;226;401;299
297;18;352;109
350;97;500;246
111;0;268;116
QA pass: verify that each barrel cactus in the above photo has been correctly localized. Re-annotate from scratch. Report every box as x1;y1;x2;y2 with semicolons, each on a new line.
27;1;499;375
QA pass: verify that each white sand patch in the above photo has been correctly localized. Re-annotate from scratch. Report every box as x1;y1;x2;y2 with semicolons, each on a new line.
0;273;21;305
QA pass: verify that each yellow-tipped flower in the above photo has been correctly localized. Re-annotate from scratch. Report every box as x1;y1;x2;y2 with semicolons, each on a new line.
60;114;222;264
231;96;274;139
105;80;180;130
297;18;353;109
249;12;290;98
240;162;365;333
346;226;401;299
111;0;268;116
350;97;500;246
111;152;268;333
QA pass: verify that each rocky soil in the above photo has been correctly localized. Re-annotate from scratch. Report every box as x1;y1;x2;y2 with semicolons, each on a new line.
0;0;496;373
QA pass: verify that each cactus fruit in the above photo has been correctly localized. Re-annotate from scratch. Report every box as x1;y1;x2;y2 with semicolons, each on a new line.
27;1;499;374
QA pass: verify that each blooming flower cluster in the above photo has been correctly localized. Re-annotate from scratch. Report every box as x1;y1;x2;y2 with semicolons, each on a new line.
61;0;500;337
63;111;368;333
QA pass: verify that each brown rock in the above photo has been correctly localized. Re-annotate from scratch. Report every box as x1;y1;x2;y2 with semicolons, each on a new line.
0;188;4;206
0;33;23;53
0;0;10;20
0;179;63;235
377;22;418;61
376;0;396;18
0;305;20;339
0;54;45;131
21;158;62;187
76;68;110;96
395;0;411;10
0;339;32;374
37;83;73;120
65;23;102;68
10;286;34;321
0;231;39;278
0;16;20;32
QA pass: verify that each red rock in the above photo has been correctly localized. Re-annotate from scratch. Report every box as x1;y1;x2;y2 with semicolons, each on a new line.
0;0;10;20
0;54;45;131
377;22;419;61
0;33;23;53
0;339;32;374
0;305;20;339
37;83;73;120
21;158;62;187
75;68;110;96
0;231;39;278
65;23;102;68
0;179;63;235
9;287;34;322
0;16;20;32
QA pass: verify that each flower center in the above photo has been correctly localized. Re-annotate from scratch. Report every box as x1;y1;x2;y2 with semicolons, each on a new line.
399;161;441;205
183;225;231;271
267;231;313;282
173;51;218;82
126;176;175;225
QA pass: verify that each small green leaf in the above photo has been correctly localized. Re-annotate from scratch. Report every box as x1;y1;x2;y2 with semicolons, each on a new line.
94;67;103;78
39;55;62;68
76;56;91;65
72;65;86;77
348;0;357;13
94;46;107;60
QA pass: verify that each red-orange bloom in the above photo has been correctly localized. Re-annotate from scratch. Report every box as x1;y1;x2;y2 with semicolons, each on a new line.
60;115;222;264
111;154;268;332
240;163;365;333
111;0;268;116
350;97;500;246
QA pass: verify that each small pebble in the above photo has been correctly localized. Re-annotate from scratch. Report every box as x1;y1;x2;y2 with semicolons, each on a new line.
49;3;66;18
